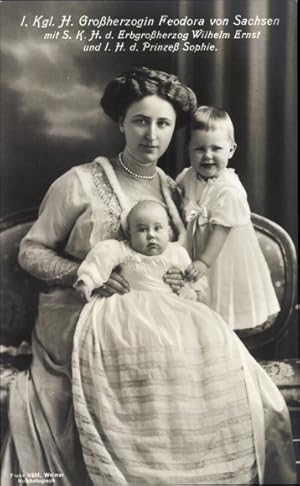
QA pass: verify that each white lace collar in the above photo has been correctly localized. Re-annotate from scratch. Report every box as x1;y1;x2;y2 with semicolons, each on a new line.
121;240;177;266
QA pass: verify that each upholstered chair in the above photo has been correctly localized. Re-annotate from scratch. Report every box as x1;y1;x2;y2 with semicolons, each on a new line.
0;209;299;475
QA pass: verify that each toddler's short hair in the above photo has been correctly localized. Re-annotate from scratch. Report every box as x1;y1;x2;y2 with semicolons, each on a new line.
186;105;236;145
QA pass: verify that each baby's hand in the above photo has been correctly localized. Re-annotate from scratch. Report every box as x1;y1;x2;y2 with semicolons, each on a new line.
185;260;209;281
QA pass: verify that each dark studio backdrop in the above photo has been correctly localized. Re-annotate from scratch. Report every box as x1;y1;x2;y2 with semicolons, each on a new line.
0;0;298;356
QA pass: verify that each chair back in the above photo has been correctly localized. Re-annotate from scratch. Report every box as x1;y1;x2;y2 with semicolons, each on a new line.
0;209;39;346
237;213;298;350
0;209;298;350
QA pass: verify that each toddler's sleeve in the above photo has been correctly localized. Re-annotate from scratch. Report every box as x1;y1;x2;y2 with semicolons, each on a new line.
209;187;251;227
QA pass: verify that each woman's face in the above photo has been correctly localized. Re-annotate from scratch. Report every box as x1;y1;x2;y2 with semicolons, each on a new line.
121;95;176;165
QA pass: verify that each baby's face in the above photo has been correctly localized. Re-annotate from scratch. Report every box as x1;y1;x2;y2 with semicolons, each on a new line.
189;128;236;180
128;205;169;256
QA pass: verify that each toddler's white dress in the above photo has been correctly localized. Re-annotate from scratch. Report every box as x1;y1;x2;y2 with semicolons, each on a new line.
176;167;280;329
71;240;291;485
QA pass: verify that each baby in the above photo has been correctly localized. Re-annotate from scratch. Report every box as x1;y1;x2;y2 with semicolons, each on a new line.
75;200;208;303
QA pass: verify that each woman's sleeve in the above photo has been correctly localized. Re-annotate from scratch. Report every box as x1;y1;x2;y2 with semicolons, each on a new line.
209;187;251;227
75;240;128;296
18;169;89;287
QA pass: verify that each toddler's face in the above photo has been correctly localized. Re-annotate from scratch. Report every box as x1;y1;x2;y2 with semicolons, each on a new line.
128;205;169;256
188;128;236;180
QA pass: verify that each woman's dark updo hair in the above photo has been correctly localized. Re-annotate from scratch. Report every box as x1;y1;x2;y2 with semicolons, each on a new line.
100;66;197;128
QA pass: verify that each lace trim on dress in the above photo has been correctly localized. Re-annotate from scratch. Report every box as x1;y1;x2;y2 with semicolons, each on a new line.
88;163;122;217
96;157;131;210
19;242;80;287
84;161;123;239
122;247;174;268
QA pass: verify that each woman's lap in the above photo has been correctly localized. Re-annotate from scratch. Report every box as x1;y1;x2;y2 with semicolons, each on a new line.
1;292;296;485
71;297;259;484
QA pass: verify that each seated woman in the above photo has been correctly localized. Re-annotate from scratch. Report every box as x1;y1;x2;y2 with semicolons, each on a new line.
0;67;195;485
0;67;296;485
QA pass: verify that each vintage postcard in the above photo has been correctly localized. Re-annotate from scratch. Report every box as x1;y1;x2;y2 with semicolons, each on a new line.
0;0;298;484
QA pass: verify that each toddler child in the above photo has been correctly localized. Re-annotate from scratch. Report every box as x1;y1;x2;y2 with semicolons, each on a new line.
176;106;280;329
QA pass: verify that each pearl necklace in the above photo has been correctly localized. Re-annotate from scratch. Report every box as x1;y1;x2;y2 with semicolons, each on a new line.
118;153;157;180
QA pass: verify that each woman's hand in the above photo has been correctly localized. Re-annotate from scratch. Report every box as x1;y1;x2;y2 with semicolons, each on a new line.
163;266;184;293
94;267;130;298
185;260;208;282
